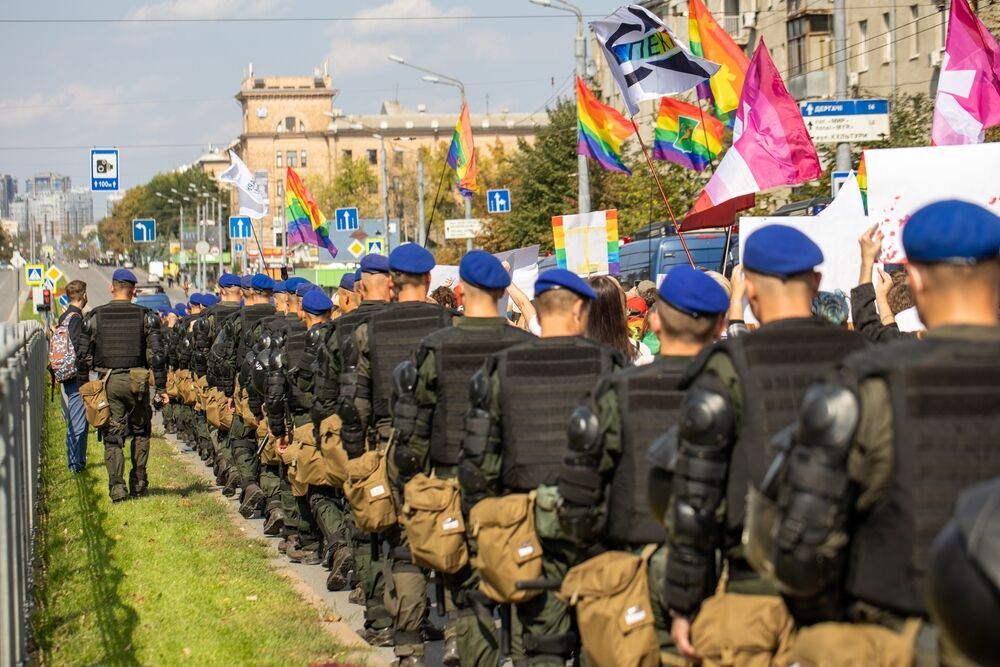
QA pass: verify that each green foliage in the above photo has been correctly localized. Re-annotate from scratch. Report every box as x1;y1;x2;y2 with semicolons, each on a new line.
307;154;381;219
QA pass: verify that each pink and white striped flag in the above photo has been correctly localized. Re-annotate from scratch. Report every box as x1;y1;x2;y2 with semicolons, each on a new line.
931;0;1000;145
689;41;820;214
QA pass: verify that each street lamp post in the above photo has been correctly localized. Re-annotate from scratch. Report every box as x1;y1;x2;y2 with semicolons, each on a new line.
529;0;590;214
387;55;473;251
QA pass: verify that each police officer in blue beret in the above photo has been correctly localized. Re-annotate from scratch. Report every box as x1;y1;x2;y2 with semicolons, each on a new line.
342;244;455;658
557;265;731;661
389;251;534;663
457;267;624;665
747;201;1000;665
336;273;358;316
654;223;867;663
79;265;168;502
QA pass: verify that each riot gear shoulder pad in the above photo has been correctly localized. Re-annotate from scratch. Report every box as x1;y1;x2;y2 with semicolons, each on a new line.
557;405;602;543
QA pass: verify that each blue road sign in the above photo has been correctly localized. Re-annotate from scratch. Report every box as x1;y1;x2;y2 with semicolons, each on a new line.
58;294;69;309
831;170;853;197
91;148;119;191
800;99;889;117
234;242;244;253
229;215;252;239
335;207;359;231
487;189;511;214
132;218;156;243
366;238;384;256
25;265;43;285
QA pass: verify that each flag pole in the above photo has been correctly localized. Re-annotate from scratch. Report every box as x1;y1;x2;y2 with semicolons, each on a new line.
696;99;733;275
630;117;696;267
422;158;451;248
695;100;718;174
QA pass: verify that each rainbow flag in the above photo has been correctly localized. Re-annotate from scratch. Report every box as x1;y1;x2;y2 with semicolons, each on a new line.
688;0;750;124
653;97;724;172
857;153;868;211
576;76;635;175
285;167;337;257
447;102;477;197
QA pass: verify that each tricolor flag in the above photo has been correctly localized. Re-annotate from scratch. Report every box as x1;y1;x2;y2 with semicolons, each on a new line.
447;102;478;197
590;4;720;116
652;96;723;172
285;167;337;258
577;76;636;175
931;0;1000;145
219;150;268;219
689;41;820;213
688;0;750;124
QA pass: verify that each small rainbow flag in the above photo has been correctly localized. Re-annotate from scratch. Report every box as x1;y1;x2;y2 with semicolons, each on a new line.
688;0;750;124
857;153;868;211
447;102;477;197
576;76;635;175
653;97;724;172
285;167;337;257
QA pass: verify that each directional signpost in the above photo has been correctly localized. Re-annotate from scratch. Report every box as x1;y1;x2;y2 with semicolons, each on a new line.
25;265;44;286
335;207;359;231
487;189;511;214
132;218;156;243
91;148;119;192
444;219;483;240
800;99;890;144
229;215;252;240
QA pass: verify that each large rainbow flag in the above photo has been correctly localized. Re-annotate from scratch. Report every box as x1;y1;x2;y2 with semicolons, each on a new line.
447;102;478;197
688;0;750;124
285;167;337;257
576;76;635;175
653;96;724;172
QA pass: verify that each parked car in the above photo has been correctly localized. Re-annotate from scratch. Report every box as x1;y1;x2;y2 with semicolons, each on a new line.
135;284;165;296
123;260;135;269
78;259;90;269
133;293;171;312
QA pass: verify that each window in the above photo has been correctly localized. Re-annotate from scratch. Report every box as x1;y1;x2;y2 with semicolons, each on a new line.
786;14;831;77
910;5;920;59
882;13;892;64
342;149;353;160
300;151;307;167
285;116;298;132
788;17;807;77
275;150;283;168
273;226;284;247
287;150;297;168
367;149;378;165
393;150;403;168
856;20;869;71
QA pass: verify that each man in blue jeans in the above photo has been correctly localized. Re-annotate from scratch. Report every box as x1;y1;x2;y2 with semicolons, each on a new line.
58;280;90;473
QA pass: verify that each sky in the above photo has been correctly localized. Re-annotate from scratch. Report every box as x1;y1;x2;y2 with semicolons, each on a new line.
0;0;618;219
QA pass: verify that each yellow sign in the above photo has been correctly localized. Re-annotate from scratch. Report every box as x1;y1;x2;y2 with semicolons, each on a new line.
45;265;63;284
25;264;44;286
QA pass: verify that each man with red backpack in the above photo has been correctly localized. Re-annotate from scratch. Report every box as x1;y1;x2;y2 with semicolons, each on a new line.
51;280;90;473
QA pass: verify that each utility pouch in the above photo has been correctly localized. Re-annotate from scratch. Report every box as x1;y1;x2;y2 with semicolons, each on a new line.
317;413;349;486
792;619;921;667
80;370;113;428
293;422;329;487
469;492;543;604
400;473;469;574
343;450;397;532
559;544;660;667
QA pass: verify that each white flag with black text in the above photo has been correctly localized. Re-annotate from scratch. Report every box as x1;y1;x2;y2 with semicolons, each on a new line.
219;150;268;219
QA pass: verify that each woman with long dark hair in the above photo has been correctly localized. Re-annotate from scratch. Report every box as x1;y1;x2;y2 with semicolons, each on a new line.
586;275;652;363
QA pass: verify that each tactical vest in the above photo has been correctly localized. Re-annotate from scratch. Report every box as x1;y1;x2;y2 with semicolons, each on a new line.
93;302;146;369
368;302;453;419
177;317;194;369
313;302;386;406
237;305;275;362
287;324;320;415
715;318;866;538
424;323;535;466
497;337;618;493
605;358;690;546
842;334;1000;618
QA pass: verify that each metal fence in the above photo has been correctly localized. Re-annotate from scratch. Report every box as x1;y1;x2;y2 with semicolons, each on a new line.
0;321;45;667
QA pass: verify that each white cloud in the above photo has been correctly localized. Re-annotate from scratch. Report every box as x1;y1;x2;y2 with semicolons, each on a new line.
128;0;284;20
0;83;131;128
353;0;470;35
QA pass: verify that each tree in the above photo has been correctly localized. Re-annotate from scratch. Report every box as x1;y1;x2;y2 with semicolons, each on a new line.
307;155;380;219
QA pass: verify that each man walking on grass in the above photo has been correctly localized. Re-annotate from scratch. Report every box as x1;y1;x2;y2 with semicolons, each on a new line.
57;279;90;473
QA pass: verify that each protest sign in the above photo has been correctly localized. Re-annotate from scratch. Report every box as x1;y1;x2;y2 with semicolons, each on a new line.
552;210;620;276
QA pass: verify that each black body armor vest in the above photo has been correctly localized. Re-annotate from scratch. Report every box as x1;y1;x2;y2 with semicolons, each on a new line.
496;337;618;493
605;358;690;546
237;305;275;362
712;318;866;538
93;302;146;369
843;335;1000;618
368;302;453;419
424;323;534;466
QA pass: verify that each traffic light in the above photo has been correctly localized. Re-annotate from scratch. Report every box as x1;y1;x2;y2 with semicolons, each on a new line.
38;288;51;312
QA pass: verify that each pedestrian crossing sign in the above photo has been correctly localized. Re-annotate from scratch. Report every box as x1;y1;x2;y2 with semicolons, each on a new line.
25;264;44;286
366;238;385;256
347;239;365;258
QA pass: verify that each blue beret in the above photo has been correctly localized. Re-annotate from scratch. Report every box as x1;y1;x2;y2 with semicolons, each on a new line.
295;282;317;297
460;250;510;290
535;268;597;300
658;265;729;317
188;293;205;306
174;303;187;316
903;200;1000;263
743;225;823;278
389;244;436;274
203;294;220;306
218;272;240;288
240;275;253;289
360;253;390;274
112;268;137;284
271;280;287;294
353;268;362;282
251;273;274;290
284;276;307;294
302;289;333;314
339;273;356;290
156;305;171;314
